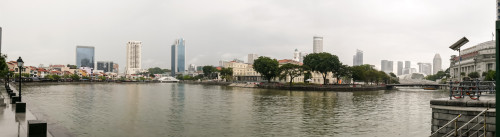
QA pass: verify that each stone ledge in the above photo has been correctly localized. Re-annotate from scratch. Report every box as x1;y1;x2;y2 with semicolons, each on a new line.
430;105;495;113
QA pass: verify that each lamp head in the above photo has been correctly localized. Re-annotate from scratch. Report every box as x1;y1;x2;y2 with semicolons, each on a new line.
16;57;24;67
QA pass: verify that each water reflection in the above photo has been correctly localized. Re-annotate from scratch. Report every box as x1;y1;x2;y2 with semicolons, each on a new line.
21;84;449;137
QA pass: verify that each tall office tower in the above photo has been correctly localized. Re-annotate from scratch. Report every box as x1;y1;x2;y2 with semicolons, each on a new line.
397;61;403;75
418;63;433;75
405;61;411;69
433;54;442;74
113;64;119;73
381;60;387;71
387;61;394;73
125;41;142;75
97;61;114;73
248;53;258;64
313;36;323;53
188;64;197;72
293;49;300;62
299;52;308;63
353;49;363;66
171;38;186;76
76;46;95;69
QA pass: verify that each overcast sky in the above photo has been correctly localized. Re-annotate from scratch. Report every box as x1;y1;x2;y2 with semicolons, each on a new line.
0;0;496;72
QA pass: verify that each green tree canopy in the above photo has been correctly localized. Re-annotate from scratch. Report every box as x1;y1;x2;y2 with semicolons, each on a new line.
70;74;80;81
467;72;480;79
303;52;340;85
253;56;279;83
220;67;234;82
202;66;218;78
148;67;170;74
278;63;304;87
485;70;495;81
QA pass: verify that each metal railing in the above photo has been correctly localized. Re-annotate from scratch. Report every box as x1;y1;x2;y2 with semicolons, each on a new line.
430;108;489;137
449;80;496;100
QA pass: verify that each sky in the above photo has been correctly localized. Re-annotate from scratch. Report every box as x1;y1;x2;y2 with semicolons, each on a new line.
0;0;496;72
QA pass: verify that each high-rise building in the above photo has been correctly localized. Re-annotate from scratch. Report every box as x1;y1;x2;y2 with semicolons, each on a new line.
248;53;258;64
171;38;186;76
293;49;300;62
113;63;119;73
433;54;442;74
97;61;114;73
313;36;323;53
76;46;95;69
188;64;196;72
353;49;363;66
125;41;142;75
418;62;432;75
381;60;393;73
405;61;411;69
397;61;403;75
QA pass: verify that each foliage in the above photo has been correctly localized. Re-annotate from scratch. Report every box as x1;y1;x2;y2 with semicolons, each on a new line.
118;76;126;81
333;64;351;84
51;75;61;81
67;64;77;69
303;53;340;85
82;76;90;80
98;76;107;81
202;66;218;79
389;72;397;78
219;67;234;82
70;74;80;81
0;55;9;78
425;71;447;81
467;72;480;79
14;73;30;78
350;65;391;85
484;70;495;81
278;63;304;87
253;56;279;83
389;72;400;84
460;72;465;76
148;67;170;74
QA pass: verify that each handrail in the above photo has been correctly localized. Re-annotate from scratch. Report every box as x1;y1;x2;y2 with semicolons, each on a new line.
430;114;462;137
444;108;489;137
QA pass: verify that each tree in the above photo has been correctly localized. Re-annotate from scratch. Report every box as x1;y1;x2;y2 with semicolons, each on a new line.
303;53;340;85
485;70;495;81
278;63;304;87
0;55;9;78
253;56;279;83
425;71;447;81
98;76;107;81
70;74;80;81
202;66;218;78
460;72;466;77
333;64;351;84
468;72;480;79
351;64;374;84
219;67;234;82
51;75;61;81
148;67;170;74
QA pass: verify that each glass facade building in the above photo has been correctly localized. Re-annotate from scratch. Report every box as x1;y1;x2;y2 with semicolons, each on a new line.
97;61;114;73
76;46;95;68
171;38;186;76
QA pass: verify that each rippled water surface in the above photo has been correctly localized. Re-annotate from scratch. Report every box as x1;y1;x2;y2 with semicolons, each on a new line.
22;83;448;137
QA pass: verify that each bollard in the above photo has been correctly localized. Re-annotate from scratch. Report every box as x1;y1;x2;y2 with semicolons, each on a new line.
9;92;16;98
15;102;25;113
28;120;47;137
10;96;19;104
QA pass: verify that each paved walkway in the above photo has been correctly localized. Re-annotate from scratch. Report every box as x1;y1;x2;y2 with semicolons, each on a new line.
0;83;52;137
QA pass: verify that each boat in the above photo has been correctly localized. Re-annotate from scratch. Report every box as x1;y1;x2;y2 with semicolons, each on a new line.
158;77;180;83
423;87;437;90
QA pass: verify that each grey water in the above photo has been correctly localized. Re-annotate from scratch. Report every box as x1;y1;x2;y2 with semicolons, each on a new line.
21;83;448;137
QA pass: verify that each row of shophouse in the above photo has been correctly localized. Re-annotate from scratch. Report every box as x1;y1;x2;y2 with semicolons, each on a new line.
6;61;119;79
222;59;338;84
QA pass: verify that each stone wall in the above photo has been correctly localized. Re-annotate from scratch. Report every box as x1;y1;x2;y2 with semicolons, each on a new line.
430;98;496;137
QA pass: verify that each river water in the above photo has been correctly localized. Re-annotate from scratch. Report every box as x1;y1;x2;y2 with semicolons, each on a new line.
21;83;448;137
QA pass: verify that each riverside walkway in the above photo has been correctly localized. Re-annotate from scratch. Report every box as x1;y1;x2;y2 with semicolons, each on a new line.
0;83;52;137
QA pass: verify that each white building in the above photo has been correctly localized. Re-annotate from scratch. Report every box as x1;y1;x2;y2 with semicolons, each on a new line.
313;36;323;53
125;41;142;75
417;62;432;75
433;54;442;74
449;40;496;80
353;49;363;66
293;49;300;62
248;53;258;64
188;64;197;73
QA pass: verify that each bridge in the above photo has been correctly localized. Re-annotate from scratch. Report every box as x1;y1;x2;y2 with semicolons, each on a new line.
386;83;448;90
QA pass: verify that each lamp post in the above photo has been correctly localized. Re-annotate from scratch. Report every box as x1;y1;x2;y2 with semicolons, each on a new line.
17;57;23;101
449;37;469;82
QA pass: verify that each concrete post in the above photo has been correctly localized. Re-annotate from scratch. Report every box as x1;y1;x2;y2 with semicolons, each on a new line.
27;120;47;137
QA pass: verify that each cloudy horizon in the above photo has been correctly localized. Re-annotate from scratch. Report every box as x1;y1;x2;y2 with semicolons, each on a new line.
0;0;496;72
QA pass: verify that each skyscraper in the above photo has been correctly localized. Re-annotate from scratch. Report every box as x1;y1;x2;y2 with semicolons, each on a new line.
171;38;186;76
353;49;363;66
313;36;323;53
405;61;411;69
381;60;387;71
397;61;403;75
125;41;142;75
433;54;442;74
381;60;393;74
293;49;300;62
418;62;432;75
248;53;258;64
76;46;95;69
97;61;114;73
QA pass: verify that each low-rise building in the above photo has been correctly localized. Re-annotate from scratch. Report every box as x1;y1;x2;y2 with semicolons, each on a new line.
449;40;495;80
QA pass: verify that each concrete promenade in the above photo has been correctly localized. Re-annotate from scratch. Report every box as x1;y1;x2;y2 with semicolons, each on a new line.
0;83;52;137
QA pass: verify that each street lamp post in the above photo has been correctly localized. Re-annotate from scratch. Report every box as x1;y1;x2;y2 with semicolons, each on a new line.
17;57;23;101
449;37;469;82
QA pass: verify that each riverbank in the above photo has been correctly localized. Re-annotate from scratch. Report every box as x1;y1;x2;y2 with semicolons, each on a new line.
181;81;388;91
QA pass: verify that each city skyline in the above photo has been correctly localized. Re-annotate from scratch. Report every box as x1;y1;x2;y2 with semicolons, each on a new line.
0;0;495;71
